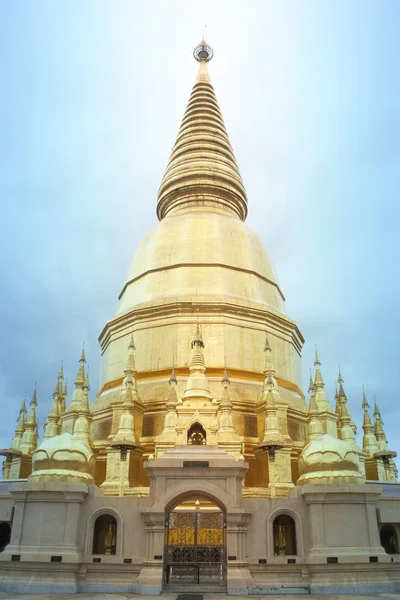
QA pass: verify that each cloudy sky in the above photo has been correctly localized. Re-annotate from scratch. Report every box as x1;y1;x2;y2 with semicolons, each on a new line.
1;1;399;460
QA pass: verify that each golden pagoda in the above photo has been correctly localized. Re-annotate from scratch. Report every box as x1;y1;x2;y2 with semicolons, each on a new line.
1;40;399;596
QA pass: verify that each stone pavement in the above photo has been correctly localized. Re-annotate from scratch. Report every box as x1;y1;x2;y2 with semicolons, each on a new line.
1;594;400;600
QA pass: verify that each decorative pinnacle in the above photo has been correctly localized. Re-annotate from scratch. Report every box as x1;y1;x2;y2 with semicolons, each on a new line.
191;317;204;349
221;357;230;387
31;383;38;407
374;396;381;419
338;365;343;384
266;373;274;390
128;333;135;352
314;347;321;367
308;369;315;394
75;344;86;387
362;385;369;409
169;358;177;386
193;40;213;62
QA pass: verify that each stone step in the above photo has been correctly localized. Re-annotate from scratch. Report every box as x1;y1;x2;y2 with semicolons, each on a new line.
163;583;227;593
249;585;310;595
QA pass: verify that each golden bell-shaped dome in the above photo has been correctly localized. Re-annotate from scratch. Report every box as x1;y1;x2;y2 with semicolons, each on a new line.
297;434;364;485
29;433;95;483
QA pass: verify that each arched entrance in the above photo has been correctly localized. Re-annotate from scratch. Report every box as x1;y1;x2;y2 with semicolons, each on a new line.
164;495;226;590
380;524;399;554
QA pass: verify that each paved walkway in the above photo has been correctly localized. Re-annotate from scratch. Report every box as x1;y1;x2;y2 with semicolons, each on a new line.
1;594;400;600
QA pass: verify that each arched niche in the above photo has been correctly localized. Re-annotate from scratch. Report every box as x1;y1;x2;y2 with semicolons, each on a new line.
273;513;297;556
0;523;11;552
187;422;206;445
92;513;118;555
380;524;399;555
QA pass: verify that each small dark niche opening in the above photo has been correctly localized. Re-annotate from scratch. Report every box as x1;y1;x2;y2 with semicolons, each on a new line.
93;557;101;563
327;556;338;564
258;558;267;564
11;554;20;562
288;558;296;564
228;555;236;560
51;555;62;562
154;554;162;560
369;556;378;563
124;558;132;563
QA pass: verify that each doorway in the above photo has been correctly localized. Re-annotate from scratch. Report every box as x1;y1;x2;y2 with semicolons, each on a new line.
164;497;226;590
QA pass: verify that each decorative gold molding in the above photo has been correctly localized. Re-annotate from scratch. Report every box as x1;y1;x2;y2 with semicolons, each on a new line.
96;367;305;400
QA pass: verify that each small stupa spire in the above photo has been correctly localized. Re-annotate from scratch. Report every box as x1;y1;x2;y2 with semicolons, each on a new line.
57;362;66;413
312;348;331;413
183;319;211;400
158;361;180;442
221;357;230;388
111;338;138;453
19;385;38;454
306;373;324;441
70;346;86;409
120;335;139;403
308;369;315;396
314;347;324;390
43;381;61;441
362;387;379;456
372;396;398;479
263;333;276;379
11;394;27;450
259;373;285;459
337;369;358;449
218;359;240;442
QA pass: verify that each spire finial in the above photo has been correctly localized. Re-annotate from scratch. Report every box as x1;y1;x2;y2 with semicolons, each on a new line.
314;346;321;366
128;332;135;351
193;39;213;62
191;313;204;349
169;358;177;386
308;369;315;394
313;347;324;390
221;357;230;387
362;385;369;409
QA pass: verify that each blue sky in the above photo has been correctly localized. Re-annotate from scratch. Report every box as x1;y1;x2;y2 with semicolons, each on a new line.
1;1;399;459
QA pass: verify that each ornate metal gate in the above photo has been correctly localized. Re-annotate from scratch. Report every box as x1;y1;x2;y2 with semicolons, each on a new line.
165;510;226;585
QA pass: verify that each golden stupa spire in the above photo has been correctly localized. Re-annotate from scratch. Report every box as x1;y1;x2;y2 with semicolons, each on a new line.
43;379;61;441
11;394;27;450
259;373;285;459
183;319;211;400
262;333;280;402
314;347;324;389
19;385;38;455
373;397;388;451
372;397;398;479
70;346;86;409
362;387;379;456
337;369;358;450
157;40;247;221
72;370;92;446
57;362;66;414
306;374;324;442
313;348;331;412
158;362;179;441
111;338;139;453
120;334;139;402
